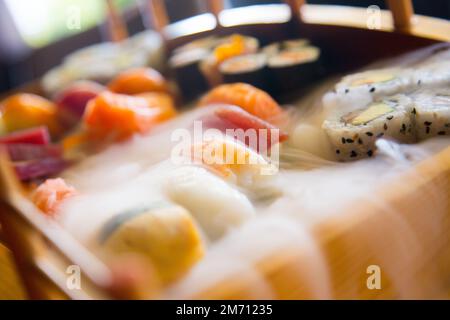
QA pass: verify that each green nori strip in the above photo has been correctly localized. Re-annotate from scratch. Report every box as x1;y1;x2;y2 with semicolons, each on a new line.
98;202;167;244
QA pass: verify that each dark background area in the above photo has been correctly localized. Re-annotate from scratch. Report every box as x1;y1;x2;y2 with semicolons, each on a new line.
0;0;449;94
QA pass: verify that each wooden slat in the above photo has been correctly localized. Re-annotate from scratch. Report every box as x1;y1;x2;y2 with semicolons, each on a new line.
206;0;224;20
105;0;128;42
147;0;170;35
284;0;306;22
386;0;414;32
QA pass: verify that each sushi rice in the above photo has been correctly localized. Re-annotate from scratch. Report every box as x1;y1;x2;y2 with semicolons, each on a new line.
323;68;415;112
410;88;450;140
323;95;416;161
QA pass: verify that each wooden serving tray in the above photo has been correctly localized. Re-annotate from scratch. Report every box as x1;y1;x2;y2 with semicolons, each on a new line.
0;1;449;299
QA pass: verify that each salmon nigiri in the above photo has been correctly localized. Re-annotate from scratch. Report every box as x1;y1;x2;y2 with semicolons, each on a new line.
199;83;283;123
108;68;169;95
84;91;177;141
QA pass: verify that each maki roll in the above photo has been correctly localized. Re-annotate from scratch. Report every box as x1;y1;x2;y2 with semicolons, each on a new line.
219;53;269;91
335;69;410;95
172;36;220;55
262;38;310;57
41;32;164;96
169;48;210;101
411;60;450;90
200;34;260;87
324;68;414;112
411;89;450;140
323;95;416;161
267;46;321;96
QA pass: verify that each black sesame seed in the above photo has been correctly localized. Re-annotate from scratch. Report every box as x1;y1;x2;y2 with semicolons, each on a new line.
369;87;376;93
358;138;363;145
346;138;354;143
417;80;422;86
384;123;388;130
424;121;432;126
412;108;416;115
367;150;373;157
341;137;346;144
445;123;450;128
377;133;384;138
350;151;357;158
345;89;349;94
386;116;393;120
402;124;406;130
366;132;373;137
426;127;431;134
336;149;341;154
438;131;446;135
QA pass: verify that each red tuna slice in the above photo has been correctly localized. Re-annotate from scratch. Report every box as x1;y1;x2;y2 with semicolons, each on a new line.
212;105;288;152
14;157;68;181
0;126;51;145
55;81;105;126
6;144;63;162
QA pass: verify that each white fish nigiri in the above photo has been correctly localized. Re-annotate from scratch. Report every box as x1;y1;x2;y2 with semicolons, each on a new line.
165;165;256;240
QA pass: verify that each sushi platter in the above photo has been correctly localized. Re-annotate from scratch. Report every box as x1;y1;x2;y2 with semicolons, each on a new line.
0;0;449;300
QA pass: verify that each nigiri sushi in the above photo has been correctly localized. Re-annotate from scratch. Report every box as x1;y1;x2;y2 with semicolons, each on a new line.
188;135;278;186
108;68;169;95
98;203;204;284
0;94;62;137
165;165;256;240
199;83;283;123
83;91;177;142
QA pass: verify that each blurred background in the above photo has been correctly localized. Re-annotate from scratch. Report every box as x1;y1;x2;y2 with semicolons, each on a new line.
0;0;449;94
